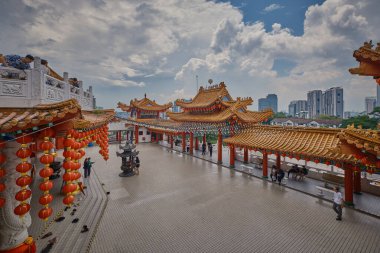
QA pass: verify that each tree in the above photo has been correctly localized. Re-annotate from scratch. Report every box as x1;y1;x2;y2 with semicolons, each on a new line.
341;115;379;129
318;114;339;120
372;107;380;113
273;112;287;118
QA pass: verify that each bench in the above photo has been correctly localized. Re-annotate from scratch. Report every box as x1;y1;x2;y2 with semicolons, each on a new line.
316;186;335;197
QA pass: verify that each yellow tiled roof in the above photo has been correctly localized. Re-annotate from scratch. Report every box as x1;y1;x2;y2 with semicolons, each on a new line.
168;98;272;123
176;82;233;108
223;125;355;162
74;109;115;130
349;41;380;76
338;127;380;157
118;97;172;112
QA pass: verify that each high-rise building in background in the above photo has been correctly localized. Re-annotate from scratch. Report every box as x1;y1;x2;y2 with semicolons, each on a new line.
322;87;344;118
365;97;377;114
288;100;308;118
307;90;322;119
258;94;278;113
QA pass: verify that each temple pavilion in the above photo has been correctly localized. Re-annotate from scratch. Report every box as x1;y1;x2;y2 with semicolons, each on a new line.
0;99;114;253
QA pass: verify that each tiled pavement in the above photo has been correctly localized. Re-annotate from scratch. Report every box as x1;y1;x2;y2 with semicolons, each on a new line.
90;143;380;253
162;141;380;217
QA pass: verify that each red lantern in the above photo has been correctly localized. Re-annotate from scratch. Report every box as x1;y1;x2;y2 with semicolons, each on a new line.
63;172;76;181
16;148;32;159
62;183;77;194
40;128;55;138
63;150;75;159
0;198;5;208
0;153;5;164
15;189;32;201
39;141;53;151
39;167;53;178
0;183;5;192
16;162;32;173
0;169;5;177
63;161;75;170
14;203;31;216
39;181;53;191
16;175;32;187
64;138;74;147
376;160;380;169
39;194;53;205
336;163;342;168
325;161;331;166
40;154;54;164
314;159;319;164
15;134;33;144
63;195;75;205
38;207;53;220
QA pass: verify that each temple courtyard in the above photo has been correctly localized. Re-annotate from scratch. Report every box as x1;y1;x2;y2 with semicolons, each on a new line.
84;143;380;253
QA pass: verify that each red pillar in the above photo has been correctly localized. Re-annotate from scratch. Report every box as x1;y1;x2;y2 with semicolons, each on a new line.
276;153;281;169
195;137;199;150
189;132;194;155
156;133;159;143
353;166;361;194
217;130;222;164
244;147;248;164
182;132;186;152
170;135;174;149
134;125;139;144
344;165;354;206
262;152;268;178
229;144;235;168
203;134;206;145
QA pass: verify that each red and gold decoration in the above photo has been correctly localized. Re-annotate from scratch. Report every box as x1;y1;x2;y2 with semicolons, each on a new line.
14;134;33;217
62;132;77;206
37;129;55;220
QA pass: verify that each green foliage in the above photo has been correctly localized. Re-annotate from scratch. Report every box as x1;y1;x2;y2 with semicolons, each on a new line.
341;115;379;129
372;107;380;113
273;112;287;118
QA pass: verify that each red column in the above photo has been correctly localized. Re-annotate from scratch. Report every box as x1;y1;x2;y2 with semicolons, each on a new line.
344;165;354;206
229;144;235;168
189;132;194;155
262;152;268;178
195;137;199;150
217;130;222;164
170;135;174;149
134;125;139;144
276;153;281;169
156;133;159;143
244;147;248;164
182;132;186;152
353;166;361;194
203;134;206;145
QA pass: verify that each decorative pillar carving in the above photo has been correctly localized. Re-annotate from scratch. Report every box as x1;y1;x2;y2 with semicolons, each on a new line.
0;141;33;251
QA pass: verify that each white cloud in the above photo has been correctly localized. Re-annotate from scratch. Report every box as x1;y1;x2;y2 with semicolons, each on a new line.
0;0;379;112
263;4;284;13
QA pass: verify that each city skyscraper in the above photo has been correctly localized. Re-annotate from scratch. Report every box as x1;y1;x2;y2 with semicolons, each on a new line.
258;94;278;113
307;90;322;119
288;100;308;118
365;97;377;114
322;87;344;118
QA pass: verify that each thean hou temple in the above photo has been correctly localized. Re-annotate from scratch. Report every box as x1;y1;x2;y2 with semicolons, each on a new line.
1;41;380;253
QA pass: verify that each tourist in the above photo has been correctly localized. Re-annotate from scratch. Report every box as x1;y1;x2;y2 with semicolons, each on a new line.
277;167;285;185
84;158;95;178
83;158;89;178
208;143;213;157
202;142;206;155
0;54;34;70
270;165;277;182
333;186;344;221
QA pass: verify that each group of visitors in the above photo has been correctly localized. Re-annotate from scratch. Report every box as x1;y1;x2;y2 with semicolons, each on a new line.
288;165;308;180
83;157;95;178
201;142;213;156
270;165;285;185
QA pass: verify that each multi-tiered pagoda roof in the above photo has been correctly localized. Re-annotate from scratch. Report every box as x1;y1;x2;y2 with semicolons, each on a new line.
118;95;172;113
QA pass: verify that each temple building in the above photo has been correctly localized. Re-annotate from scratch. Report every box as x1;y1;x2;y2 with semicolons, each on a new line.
117;94;172;143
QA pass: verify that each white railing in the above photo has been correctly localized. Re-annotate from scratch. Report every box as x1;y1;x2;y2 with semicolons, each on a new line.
0;57;95;109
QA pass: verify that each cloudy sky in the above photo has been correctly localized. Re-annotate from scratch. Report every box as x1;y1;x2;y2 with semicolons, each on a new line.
1;0;379;112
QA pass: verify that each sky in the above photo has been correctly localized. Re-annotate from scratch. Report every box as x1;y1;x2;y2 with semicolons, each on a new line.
0;0;379;112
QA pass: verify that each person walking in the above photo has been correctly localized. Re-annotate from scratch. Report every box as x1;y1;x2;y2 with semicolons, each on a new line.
333;186;344;221
277;168;285;185
270;165;277;182
208;143;213;157
202;142;206;155
83;158;89;178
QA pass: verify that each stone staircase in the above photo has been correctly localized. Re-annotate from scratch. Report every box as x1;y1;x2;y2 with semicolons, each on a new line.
29;169;108;253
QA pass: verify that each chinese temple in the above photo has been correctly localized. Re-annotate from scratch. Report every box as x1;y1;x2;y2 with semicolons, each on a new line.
0;99;114;253
121;82;273;165
117;94;172;143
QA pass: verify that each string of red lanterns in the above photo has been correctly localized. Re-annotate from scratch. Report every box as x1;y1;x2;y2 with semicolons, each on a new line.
62;132;77;206
14;134;33;217
37;128;55;220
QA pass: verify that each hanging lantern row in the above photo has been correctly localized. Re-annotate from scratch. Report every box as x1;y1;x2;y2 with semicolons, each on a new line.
14;134;33;217
62;133;79;207
0;140;6;208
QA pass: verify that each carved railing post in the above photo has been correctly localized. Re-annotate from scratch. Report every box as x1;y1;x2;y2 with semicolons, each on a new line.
63;72;70;100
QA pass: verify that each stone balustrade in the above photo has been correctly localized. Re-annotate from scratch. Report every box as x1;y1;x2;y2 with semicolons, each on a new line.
0;56;95;109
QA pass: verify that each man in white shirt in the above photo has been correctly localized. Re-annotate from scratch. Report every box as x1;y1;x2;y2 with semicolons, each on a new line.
333;186;344;221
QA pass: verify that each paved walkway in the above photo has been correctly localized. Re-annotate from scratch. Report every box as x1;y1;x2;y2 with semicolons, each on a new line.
162;141;380;217
91;143;380;253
